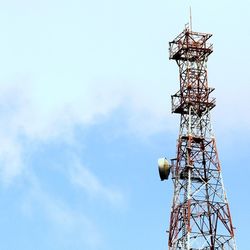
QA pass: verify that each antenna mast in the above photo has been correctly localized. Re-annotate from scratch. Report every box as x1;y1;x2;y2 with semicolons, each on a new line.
189;6;192;31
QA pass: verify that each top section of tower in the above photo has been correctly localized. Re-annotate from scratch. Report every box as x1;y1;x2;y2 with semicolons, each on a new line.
169;27;213;62
169;26;216;115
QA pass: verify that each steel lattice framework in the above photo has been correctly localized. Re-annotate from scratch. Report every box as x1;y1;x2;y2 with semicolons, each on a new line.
160;27;237;249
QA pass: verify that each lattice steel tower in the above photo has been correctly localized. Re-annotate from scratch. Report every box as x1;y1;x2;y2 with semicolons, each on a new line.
158;26;237;249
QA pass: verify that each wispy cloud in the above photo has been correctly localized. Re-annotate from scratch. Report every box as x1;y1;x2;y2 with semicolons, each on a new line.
0;74;172;185
69;159;125;207
0;83;27;184
0;133;23;184
21;173;102;249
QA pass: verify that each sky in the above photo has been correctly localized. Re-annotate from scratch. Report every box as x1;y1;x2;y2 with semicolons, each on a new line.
0;0;249;249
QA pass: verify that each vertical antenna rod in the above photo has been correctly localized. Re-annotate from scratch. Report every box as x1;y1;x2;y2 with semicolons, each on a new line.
189;6;192;31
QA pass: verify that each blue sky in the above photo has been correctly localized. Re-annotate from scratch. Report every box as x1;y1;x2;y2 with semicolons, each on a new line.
0;0;249;249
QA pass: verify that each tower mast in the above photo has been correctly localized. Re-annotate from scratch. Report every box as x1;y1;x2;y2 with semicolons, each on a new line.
158;26;237;249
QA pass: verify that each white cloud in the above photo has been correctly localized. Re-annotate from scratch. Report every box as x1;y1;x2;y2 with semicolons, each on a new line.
0;79;121;183
69;160;125;207
0;0;175;184
0;83;26;184
0;133;22;184
0;72;173;184
21;173;102;249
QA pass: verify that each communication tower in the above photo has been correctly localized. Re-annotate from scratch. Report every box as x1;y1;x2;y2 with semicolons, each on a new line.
158;25;237;249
